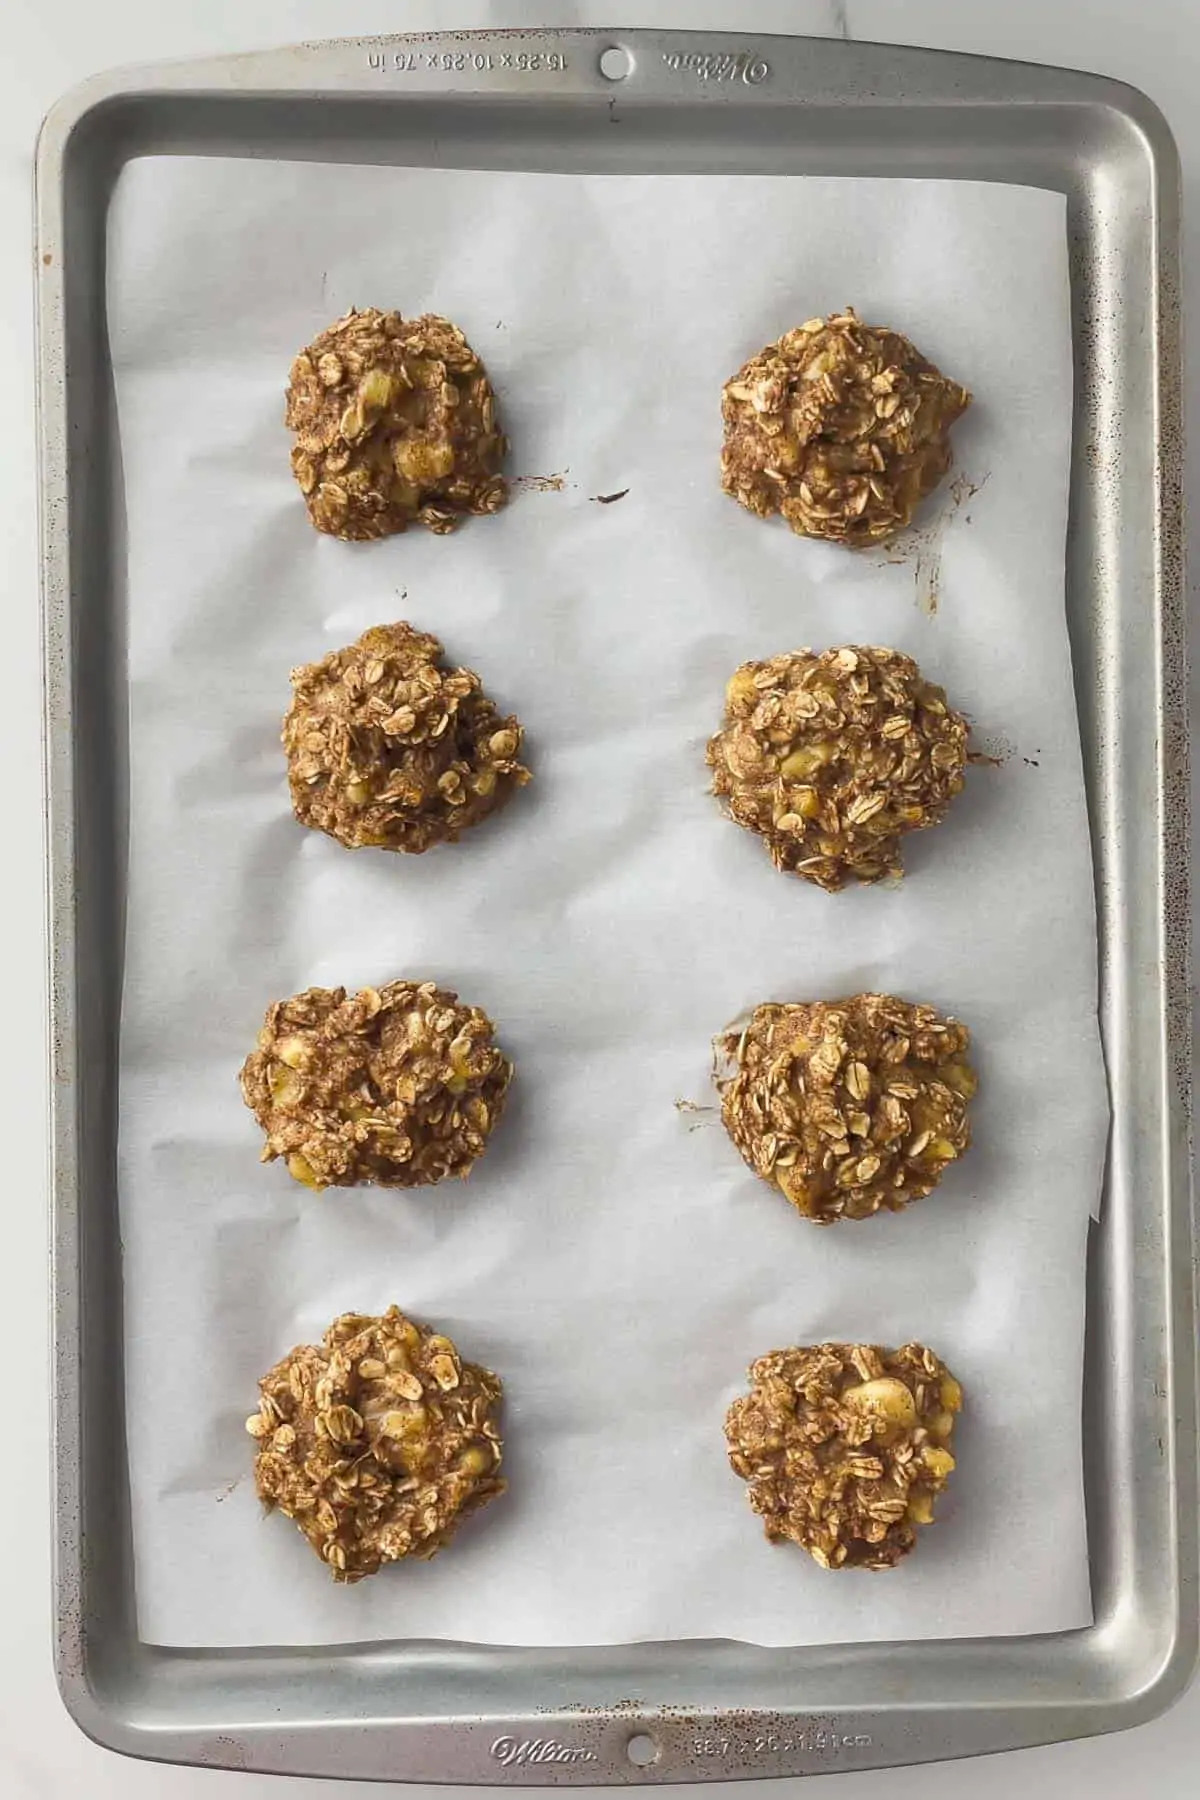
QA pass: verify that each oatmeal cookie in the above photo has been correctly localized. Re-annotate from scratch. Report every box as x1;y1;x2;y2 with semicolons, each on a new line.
721;309;969;545
284;622;529;854
239;980;512;1190
714;993;975;1222
725;1340;962;1569
247;1306;505;1581
286;308;508;540
707;645;968;891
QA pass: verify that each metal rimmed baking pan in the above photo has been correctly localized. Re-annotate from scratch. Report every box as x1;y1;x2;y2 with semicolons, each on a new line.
38;25;1194;1785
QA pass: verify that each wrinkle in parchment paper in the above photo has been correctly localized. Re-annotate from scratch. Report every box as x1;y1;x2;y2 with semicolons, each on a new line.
109;162;1105;1649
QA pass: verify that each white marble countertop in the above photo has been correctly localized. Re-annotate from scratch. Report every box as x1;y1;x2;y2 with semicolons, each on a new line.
3;2;1194;1795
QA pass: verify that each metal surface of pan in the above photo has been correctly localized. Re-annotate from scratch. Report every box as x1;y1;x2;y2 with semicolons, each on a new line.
37;26;1194;1785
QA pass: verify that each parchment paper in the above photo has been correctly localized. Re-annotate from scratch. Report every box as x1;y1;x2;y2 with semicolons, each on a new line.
109;160;1106;1648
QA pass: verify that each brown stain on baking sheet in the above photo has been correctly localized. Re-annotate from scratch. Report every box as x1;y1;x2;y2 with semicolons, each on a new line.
972;728;1014;765
674;1097;718;1133
949;470;987;506
876;468;990;614
914;533;942;616
513;470;568;494
197;1735;250;1770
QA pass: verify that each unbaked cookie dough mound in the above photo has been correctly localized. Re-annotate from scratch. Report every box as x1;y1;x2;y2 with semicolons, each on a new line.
286;308;508;540
725;1341;962;1569
284;622;530;854
721;309;970;545
707;645;968;891
246;1306;505;1582
239;980;513;1191
714;993;975;1223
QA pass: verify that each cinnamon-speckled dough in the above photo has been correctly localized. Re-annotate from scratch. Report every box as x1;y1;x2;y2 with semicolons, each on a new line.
247;1306;505;1582
286;309;507;540
725;1340;962;1568
721;309;969;545
283;622;529;854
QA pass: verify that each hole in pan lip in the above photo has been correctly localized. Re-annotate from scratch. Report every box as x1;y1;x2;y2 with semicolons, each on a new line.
626;1732;660;1768
599;45;633;83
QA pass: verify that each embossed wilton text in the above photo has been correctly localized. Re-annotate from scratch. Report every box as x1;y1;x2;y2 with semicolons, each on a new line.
661;50;770;85
490;1736;598;1768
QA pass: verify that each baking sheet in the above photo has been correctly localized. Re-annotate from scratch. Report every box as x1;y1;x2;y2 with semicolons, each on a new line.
108;160;1105;1649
